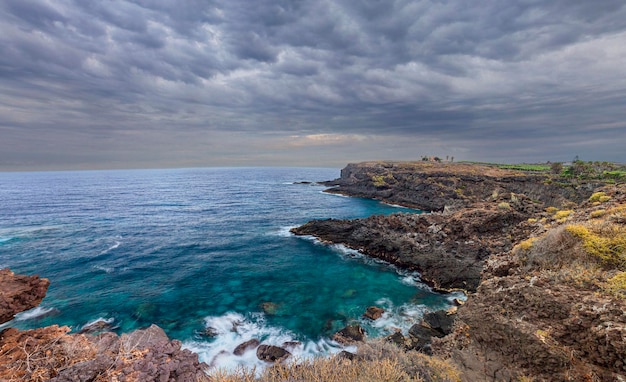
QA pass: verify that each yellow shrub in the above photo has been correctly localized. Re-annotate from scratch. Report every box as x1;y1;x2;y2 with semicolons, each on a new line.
599;195;611;203
566;224;590;238
527;218;538;223
372;175;387;187
590;210;606;218
566;224;626;269
546;207;558;214
554;210;573;219
589;192;607;202
517;237;538;251
498;202;511;210
605;272;626;298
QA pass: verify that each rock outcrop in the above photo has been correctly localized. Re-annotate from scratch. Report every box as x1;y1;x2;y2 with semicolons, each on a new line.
333;324;366;344
292;200;535;291
0;268;49;324
434;184;626;381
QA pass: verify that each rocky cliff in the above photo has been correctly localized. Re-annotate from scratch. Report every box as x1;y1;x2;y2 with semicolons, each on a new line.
294;161;625;381
324;161;599;212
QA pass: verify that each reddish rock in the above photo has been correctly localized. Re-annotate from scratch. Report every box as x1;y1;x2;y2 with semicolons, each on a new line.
0;268;49;324
363;306;385;320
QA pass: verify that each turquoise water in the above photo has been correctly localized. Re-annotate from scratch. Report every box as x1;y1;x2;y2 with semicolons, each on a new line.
0;167;457;369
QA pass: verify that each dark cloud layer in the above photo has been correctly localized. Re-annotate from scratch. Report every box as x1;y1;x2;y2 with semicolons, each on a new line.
1;0;626;170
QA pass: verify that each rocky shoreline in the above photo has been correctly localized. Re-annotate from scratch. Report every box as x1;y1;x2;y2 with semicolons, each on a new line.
2;161;625;381
292;161;626;381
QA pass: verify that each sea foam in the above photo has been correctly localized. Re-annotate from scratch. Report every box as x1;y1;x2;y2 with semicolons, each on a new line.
184;312;350;373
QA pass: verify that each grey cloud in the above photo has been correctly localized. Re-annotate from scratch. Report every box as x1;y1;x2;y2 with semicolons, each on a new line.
1;0;626;170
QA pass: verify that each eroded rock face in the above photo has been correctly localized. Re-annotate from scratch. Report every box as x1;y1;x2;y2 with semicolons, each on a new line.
434;185;626;381
0;268;50;324
325;161;598;212
434;276;626;381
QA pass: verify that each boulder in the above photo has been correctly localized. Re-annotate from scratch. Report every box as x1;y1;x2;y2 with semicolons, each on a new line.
332;324;366;344
233;339;260;355
256;345;291;363
363;306;385;320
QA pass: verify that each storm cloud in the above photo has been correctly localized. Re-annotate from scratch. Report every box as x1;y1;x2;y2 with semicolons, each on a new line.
1;0;625;170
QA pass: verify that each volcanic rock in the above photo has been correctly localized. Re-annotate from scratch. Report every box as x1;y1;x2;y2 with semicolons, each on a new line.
256;344;291;363
234;339;260;355
333;324;366;344
363;306;385;320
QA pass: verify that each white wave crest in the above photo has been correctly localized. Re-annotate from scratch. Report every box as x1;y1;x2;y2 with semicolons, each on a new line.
274;226;297;238
183;312;349;373
99;240;121;255
13;306;57;321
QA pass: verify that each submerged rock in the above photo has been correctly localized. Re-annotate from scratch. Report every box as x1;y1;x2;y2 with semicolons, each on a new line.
259;301;280;315
78;318;116;334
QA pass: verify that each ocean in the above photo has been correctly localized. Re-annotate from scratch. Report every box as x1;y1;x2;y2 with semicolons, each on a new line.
0;167;459;370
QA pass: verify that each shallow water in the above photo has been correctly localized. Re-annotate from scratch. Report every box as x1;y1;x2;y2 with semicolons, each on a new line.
0;167;458;369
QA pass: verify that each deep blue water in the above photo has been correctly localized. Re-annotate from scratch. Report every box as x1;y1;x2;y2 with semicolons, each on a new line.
0;167;458;369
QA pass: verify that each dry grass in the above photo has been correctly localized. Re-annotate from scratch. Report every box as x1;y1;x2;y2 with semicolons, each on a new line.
0;326;97;382
206;340;460;382
515;203;626;294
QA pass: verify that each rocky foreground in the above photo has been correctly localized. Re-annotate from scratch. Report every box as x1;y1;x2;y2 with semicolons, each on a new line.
0;270;207;381
292;161;626;381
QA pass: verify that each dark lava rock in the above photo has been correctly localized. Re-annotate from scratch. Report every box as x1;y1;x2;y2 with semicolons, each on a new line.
408;310;456;353
386;330;408;348
423;310;455;336
256;344;291;363
202;326;219;337
336;350;358;361
333;324;366;344
234;339;260;355
363;306;385;320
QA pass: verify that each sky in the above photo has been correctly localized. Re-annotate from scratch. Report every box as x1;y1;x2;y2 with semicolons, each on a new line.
1;0;626;171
